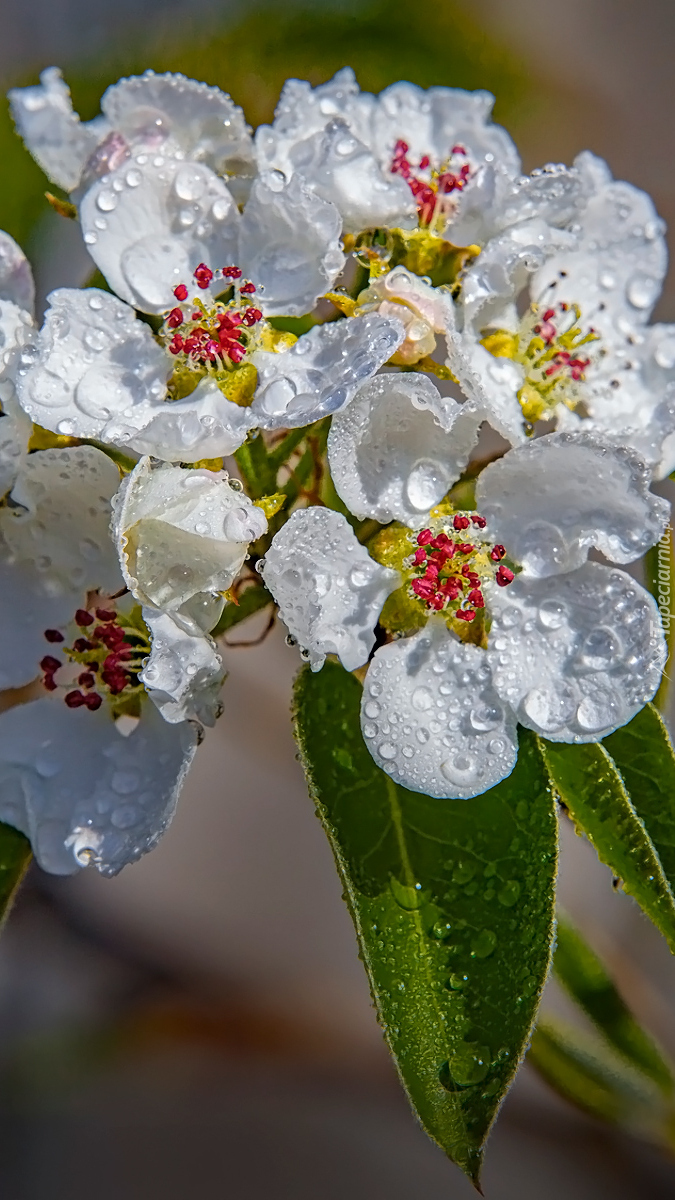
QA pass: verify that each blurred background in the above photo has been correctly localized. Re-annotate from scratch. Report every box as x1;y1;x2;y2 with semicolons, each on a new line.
2;0;675;1195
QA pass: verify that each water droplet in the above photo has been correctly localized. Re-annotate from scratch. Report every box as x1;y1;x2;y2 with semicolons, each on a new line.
96;189;117;212
364;699;380;719
627;272;659;310
167;564;194;589
83;328;109;352
125;168;142;188
390;877;424;910
379;741;396;760
576;687;620;732
349;565;371;588
655;337;675;370
111;769;140;795
405;458;446;512
469;697;502;732
537;599;565;630
453;861;475;885
111;804;140;829
412;685;433;711
497;880;521;907
471;928;497;958
522;683;576;733
441;753;479;785
443;1042;491;1087
580;625;622;669
174;166;206;202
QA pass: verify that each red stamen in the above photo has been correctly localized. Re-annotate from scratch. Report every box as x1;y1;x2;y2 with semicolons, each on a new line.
40;655;61;673
490;545;506;562
455;609;475;622
453;514;470;531
222;266;242;279
496;565;515;587
85;693;102;711
65;690;86;708
75;609;94;626
194;263;214;289
44;629;64;643
240;282;256;295
174;284;188;301
167;307;184;329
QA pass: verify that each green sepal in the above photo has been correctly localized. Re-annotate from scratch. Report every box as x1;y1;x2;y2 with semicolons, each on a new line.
539;739;675;952
293;661;557;1186
554;912;674;1092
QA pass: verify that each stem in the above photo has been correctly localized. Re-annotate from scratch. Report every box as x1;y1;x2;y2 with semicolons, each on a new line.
234;434;273;499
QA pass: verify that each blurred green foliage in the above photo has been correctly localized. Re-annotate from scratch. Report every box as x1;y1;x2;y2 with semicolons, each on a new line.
0;0;530;252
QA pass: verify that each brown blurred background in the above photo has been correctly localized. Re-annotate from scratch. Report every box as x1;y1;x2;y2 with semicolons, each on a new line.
2;1;675;1195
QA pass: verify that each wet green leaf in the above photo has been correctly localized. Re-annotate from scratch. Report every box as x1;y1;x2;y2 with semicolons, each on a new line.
604;704;675;894
529;1018;675;1150
539;740;675;952
554;912;674;1093
293;662;557;1185
0;822;31;928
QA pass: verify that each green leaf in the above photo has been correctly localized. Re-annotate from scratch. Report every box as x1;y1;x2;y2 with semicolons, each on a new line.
293;662;557;1185
0;821;31;928
539;740;675;952
604;704;675;894
554;912;674;1092
529;1018;675;1149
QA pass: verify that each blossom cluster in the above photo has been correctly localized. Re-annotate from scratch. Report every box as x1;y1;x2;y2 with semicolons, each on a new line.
0;65;671;871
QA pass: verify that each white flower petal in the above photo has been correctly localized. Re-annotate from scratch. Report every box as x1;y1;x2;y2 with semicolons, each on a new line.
260;507;399;671
103;375;254;462
0;231;34;314
492;164;587;236
251;312;405;428
113;457;266;617
80;156;239;313
371;82;520;182
531;152;667;338
0;384;31;500
327;372;482;525
101;71;253;176
460;218;577;329
488;562;665;741
2;445;122;597
239;172;345;315
15;287;168;440
140;607;225;725
285;119;415;234
443;306;525;446
0;696;198;875
8;67;106;192
476;433;669;576
361;620;518;799
255;68;374;178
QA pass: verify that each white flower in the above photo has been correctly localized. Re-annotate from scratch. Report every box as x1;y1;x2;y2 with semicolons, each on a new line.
11;70;346;319
447;152;675;475
112;456;267;629
262;433;668;798
327;371;483;526
255;68;585;245
0;444;222;874
9;67;254;197
0;232;36;499
259;507;399;670
14;282;404;460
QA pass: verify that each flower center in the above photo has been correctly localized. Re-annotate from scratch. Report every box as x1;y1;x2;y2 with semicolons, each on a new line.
390;140;473;230
160;263;265;405
481;302;598;425
41;602;151;719
408;515;514;628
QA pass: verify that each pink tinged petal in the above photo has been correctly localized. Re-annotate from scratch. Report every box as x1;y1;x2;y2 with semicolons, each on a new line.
476;432;669;577
251;312;405;429
361;620;518;799
328;372;482;526
488;561;666;743
101;71;253;181
260;507;399;671
0;697;198;876
0;231;35;314
14;287;168;441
